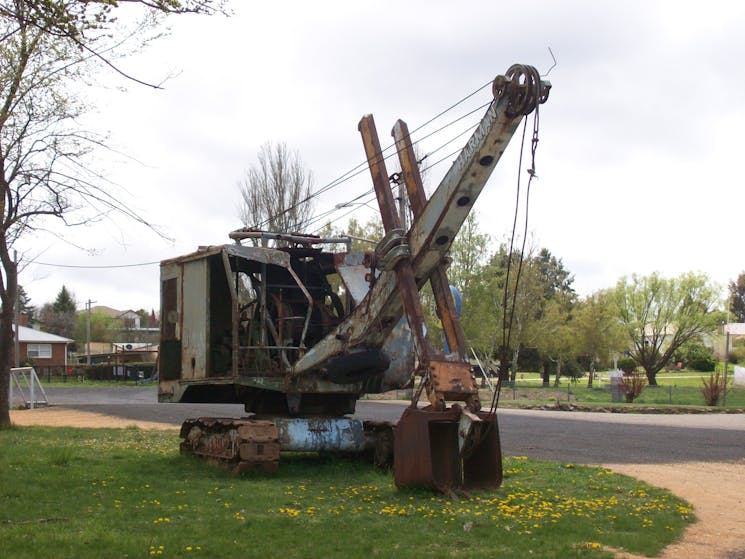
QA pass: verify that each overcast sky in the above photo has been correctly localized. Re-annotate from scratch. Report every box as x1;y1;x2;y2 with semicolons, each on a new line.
16;0;745;314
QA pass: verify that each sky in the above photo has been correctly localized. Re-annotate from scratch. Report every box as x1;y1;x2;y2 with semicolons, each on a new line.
16;0;745;314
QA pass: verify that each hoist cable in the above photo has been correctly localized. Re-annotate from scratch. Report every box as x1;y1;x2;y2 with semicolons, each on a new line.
252;81;494;231
490;94;542;416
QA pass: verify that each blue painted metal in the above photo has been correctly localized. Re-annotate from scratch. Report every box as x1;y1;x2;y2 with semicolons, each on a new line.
444;285;462;354
273;417;371;452
449;285;462;316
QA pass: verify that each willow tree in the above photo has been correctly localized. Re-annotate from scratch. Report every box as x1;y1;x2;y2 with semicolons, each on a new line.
0;0;225;426
614;272;722;386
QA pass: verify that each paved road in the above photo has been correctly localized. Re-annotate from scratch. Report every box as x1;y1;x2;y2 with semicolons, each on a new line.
35;386;745;465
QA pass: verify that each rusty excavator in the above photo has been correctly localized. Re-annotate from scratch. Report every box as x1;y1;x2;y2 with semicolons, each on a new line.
158;64;550;491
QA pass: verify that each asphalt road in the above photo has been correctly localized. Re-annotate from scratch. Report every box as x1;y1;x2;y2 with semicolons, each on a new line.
36;386;745;465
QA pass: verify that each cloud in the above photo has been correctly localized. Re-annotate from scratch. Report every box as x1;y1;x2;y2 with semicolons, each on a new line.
15;0;745;313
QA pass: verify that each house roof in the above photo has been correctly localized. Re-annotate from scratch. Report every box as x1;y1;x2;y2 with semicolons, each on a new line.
90;305;121;317
725;323;745;335
13;325;73;344
117;310;139;318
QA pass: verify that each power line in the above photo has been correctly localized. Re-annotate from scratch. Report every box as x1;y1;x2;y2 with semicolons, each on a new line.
255;79;494;230
305;117;485;234
33;260;160;269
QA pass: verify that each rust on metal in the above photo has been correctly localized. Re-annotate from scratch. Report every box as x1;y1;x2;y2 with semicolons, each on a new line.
426;359;480;410
358;114;432;366
392;119;467;360
180;418;280;473
164;64;550;490
393;406;502;492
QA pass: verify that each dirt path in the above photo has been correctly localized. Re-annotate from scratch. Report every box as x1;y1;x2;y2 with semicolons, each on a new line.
9;406;176;430
10;407;745;558
605;461;745;559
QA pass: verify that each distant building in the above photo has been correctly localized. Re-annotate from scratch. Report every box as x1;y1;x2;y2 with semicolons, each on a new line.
88;305;159;344
117;310;142;329
12;325;73;370
724;323;745;337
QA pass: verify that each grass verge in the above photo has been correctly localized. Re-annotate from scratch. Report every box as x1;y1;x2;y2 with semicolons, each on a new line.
492;373;745;408
0;426;693;559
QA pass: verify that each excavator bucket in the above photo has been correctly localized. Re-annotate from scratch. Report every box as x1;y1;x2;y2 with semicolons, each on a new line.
393;406;502;492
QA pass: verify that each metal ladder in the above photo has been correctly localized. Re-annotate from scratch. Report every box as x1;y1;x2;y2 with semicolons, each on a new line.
9;367;49;409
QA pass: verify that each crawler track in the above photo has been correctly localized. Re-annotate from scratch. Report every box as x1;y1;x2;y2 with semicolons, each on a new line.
179;417;280;473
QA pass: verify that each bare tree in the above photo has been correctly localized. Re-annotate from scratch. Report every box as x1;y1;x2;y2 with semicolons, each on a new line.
0;0;224;426
238;142;315;236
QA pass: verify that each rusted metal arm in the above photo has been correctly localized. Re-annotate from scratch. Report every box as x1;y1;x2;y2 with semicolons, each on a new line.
392;119;467;360
357;114;432;366
292;66;549;375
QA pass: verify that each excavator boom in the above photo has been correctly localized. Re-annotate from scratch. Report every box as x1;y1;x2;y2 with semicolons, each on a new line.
160;64;550;490
294;65;549;373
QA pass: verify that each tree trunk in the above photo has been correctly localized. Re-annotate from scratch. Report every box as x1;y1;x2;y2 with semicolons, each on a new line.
553;360;561;387
541;362;550;387
0;263;17;426
509;347;520;386
0;343;10;426
645;368;658;386
587;362;595;388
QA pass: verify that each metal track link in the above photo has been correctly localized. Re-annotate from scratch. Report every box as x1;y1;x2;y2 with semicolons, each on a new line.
179;417;281;474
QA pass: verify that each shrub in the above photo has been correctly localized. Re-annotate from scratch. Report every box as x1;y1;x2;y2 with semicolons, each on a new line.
701;372;729;406
617;357;637;374
619;370;646;403
680;342;716;371
562;359;584;381
728;346;745;364
81;362;156;381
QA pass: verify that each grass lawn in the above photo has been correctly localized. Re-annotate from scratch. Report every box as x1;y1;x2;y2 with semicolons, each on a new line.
497;370;745;408
0;426;693;559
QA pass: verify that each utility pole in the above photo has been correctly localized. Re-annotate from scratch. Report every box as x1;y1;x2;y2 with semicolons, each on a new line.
723;325;730;407
86;299;96;366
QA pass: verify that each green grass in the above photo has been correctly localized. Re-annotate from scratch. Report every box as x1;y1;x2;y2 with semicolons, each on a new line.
36;378;145;387
0;426;693;559
497;371;745;408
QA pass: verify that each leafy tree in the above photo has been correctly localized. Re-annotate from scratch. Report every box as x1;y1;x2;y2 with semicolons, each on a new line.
75;309;115;346
450;241;576;385
344;216;382;252
571;290;627;387
533;293;574;387
0;284;35;323
38;285;77;340
529;248;576;385
678;340;716;372
614;272;722;386
728;272;745;322
52;285;76;314
448;213;489;297
466;244;545;384
237;142;315;241
17;285;35;323
0;0;224;426
534;248;575;300
617;357;637;374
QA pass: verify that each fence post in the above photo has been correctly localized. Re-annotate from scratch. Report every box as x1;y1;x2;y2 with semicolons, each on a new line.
30;369;35;409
